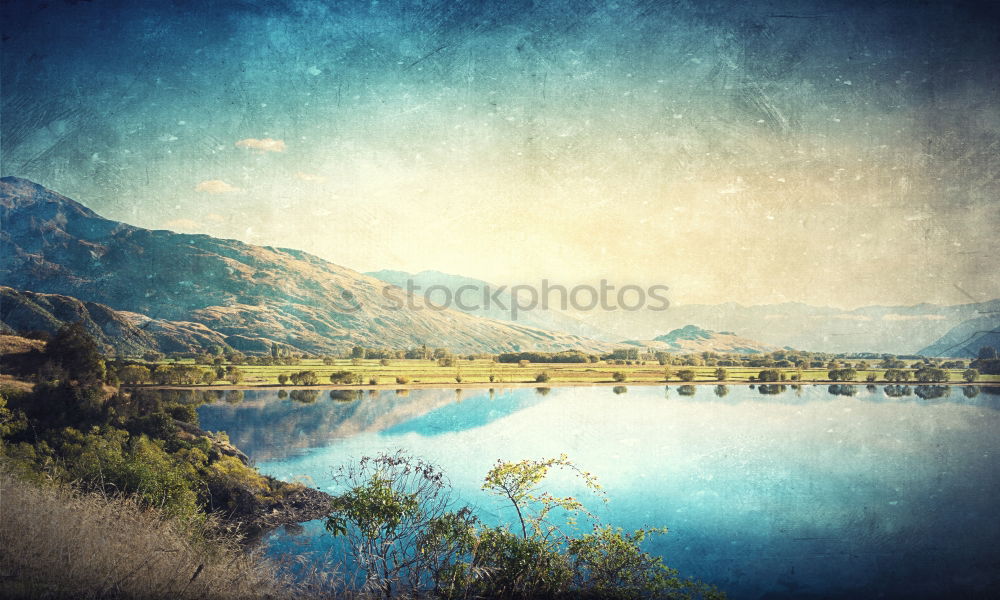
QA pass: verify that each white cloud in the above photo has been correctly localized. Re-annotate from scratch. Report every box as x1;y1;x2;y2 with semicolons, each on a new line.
195;180;241;194
235;137;286;152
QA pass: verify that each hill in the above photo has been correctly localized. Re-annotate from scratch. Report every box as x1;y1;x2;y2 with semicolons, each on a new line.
0;286;229;355
365;269;614;340
917;315;1000;358
621;324;778;354
0;177;608;355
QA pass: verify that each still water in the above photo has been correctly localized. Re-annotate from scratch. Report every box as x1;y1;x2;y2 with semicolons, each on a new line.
197;384;1000;599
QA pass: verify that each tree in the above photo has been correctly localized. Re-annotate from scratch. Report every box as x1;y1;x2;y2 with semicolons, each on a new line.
225;366;244;385
535;372;551;383
662;365;673;381
612;371;627;382
201;370;215;385
324;452;465;597
677;369;696;382
962;368;979;383
329;370;353;384
978;346;998;360
118;365;151;385
43;322;106;384
277;373;289;385
714;368;727;381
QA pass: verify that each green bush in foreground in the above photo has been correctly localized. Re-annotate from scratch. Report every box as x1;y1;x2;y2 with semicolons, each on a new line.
324;451;724;599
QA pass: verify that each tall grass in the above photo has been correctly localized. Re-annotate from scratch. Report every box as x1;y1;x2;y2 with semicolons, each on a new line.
0;470;303;599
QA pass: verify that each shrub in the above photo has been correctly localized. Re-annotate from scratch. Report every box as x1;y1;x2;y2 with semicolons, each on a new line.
535;372;551;383
329;370;353;384
612;371;627;382
677;369;696;382
395;375;410;385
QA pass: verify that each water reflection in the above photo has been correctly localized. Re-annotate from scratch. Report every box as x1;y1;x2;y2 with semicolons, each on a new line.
185;384;1000;599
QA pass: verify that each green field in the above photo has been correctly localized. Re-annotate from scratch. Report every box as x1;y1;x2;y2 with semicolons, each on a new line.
156;358;998;387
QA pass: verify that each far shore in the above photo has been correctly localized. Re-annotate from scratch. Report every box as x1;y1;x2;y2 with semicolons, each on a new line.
142;380;999;392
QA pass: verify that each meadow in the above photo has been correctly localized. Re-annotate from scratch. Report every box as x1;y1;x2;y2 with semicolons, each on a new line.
159;358;998;387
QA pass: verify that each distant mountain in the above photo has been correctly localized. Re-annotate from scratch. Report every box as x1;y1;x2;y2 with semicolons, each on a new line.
0;177;608;354
585;300;1000;354
0;286;231;355
365;269;614;341
620;324;778;354
918;315;1000;358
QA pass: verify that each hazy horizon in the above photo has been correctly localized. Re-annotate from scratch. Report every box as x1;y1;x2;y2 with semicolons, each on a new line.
3;0;998;309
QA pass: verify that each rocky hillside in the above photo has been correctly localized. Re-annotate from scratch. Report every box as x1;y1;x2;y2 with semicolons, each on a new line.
622;324;778;354
0;177;607;354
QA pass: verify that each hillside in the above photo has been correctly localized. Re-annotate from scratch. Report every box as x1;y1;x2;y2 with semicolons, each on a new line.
917;315;1000;358
0;286;230;355
621;324;777;354
0;177;608;354
366;269;614;340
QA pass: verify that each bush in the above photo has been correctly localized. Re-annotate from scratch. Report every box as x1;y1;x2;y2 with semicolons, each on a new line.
395;375;410;385
535;372;551;383
677;369;696;382
329;370;353;384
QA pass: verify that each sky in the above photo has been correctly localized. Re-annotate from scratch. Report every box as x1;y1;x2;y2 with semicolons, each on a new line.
3;0;999;309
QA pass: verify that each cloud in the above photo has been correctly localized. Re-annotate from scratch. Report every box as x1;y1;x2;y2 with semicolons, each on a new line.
295;171;327;183
235;138;286;152
882;314;946;321
195;180;241;194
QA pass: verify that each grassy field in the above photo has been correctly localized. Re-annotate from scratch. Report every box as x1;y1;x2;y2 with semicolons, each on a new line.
159;358;999;387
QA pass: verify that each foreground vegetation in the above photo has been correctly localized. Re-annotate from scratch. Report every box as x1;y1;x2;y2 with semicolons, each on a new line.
0;471;298;600
1;326;724;598
323;451;723;599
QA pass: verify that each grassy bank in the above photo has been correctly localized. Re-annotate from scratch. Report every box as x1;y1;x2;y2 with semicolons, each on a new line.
0;471;299;600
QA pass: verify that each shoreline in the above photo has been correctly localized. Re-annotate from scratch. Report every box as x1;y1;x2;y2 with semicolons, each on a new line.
143;380;1000;391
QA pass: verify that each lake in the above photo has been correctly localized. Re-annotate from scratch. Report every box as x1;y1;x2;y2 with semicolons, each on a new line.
196;384;1000;599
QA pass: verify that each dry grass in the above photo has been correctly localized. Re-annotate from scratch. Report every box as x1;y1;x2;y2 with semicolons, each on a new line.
0;470;305;600
0;335;45;356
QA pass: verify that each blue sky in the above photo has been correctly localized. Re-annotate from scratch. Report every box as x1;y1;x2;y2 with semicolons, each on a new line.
3;0;998;307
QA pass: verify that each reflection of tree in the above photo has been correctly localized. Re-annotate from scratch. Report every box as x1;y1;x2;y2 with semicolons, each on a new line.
677;385;696;396
225;390;244;403
883;385;912;398
826;384;857;397
289;390;320;403
612;386;628;395
535;387;551;396
714;385;729;398
963;386;980;399
330;390;363;402
758;384;787;395
915;385;950;400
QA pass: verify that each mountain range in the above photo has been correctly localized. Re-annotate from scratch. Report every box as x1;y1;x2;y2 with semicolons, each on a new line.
0;177;607;355
2;177;995;357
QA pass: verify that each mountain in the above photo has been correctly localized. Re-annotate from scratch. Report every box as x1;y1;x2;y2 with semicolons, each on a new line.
365;269;614;341
585;300;1000;354
620;324;778;354
0;177;609;354
0;286;231;355
917;315;1000;358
